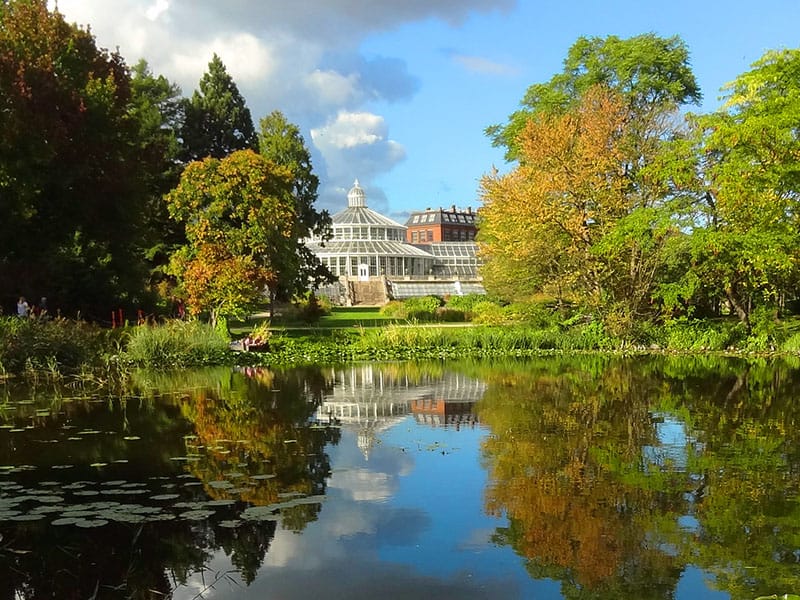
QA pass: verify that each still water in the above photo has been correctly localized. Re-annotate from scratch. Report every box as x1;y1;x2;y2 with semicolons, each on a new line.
1;355;799;599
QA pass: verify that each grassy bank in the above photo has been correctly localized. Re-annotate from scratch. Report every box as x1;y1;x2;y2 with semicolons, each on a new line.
4;305;800;377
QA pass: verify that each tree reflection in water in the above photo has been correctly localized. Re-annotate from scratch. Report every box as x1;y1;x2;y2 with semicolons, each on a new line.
474;355;800;599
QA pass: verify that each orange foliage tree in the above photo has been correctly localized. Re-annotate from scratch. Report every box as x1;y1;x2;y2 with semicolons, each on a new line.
165;149;299;323
479;86;675;329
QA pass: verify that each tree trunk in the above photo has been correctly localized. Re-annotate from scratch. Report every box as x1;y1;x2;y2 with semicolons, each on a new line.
725;285;750;331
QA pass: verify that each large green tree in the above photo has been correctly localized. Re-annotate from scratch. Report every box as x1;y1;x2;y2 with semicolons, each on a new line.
165;150;300;324
129;59;187;288
180;54;257;162
661;49;800;328
0;0;154;316
487;33;701;161
258;111;333;302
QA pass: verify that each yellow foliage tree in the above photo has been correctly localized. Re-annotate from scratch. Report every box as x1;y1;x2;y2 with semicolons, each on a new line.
480;86;673;327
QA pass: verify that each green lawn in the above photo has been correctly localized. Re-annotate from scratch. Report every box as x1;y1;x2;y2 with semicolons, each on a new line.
230;305;399;336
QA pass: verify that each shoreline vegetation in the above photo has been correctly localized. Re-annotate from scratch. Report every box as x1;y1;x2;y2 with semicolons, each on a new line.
3;295;800;379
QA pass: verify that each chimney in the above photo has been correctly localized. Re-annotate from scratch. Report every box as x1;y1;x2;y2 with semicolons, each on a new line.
467;206;472;214
451;204;457;212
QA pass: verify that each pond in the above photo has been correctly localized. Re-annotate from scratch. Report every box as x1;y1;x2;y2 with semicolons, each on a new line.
1;355;799;599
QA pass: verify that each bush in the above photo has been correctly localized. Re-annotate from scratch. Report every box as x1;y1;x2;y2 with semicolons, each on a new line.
471;301;507;325
380;301;407;318
403;296;443;321
435;307;467;322
444;293;486;314
0;317;111;374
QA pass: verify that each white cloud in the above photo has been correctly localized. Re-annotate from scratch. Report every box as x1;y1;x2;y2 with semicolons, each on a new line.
305;70;361;108
144;0;169;21
50;0;512;210
312;111;388;150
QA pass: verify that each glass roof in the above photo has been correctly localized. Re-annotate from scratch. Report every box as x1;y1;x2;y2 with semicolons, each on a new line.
415;242;478;257
333;207;406;228
308;240;436;258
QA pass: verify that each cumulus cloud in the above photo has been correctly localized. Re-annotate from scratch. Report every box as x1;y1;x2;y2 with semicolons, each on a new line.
312;112;405;213
51;0;513;211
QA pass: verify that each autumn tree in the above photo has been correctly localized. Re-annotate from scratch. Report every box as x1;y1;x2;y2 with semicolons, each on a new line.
165;150;300;324
180;54;258;162
480;86;675;329
0;0;156;315
257;111;333;303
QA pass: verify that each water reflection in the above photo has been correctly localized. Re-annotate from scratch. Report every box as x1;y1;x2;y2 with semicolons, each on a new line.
0;356;799;598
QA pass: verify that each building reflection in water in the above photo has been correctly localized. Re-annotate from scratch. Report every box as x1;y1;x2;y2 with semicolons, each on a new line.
314;365;487;459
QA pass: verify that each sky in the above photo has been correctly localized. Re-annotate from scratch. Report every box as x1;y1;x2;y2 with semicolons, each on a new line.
52;0;800;220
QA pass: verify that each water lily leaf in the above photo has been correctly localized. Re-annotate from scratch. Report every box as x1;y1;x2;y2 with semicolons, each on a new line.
151;493;181;501
208;481;233;489
219;520;242;528
76;519;108;528
51;465;75;470
90;463;107;468
205;499;236;507
31;495;64;504
250;474;276;480
241;506;280;521
179;509;215;521
52;517;80;526
123;436;141;441
10;513;45;521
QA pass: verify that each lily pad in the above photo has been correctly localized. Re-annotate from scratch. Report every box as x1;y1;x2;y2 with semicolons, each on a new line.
179;509;215;521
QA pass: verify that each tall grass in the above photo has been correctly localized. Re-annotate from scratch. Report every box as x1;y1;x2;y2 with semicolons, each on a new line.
123;319;232;368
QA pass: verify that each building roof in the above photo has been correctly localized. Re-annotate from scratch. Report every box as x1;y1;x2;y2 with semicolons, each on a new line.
332;180;406;229
307;239;435;258
406;207;477;227
333;206;406;228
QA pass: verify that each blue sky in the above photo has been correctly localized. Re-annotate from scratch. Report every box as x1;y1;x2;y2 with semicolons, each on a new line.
54;1;799;219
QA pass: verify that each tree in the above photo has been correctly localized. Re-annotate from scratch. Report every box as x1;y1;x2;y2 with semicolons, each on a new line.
257;111;333;304
662;49;800;328
129;59;187;289
479;86;675;329
165;150;300;324
180;54;257;162
487;33;700;161
0;0;154;316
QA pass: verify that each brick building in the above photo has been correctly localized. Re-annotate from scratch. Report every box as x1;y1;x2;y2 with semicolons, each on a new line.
405;206;477;244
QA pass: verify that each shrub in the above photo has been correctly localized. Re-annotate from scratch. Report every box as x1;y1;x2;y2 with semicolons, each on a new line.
0;317;110;374
445;293;485;314
380;301;407;318
471;301;507;325
435;307;467;322
402;296;443;322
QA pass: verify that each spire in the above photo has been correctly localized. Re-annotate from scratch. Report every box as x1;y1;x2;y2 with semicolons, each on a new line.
347;179;367;208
